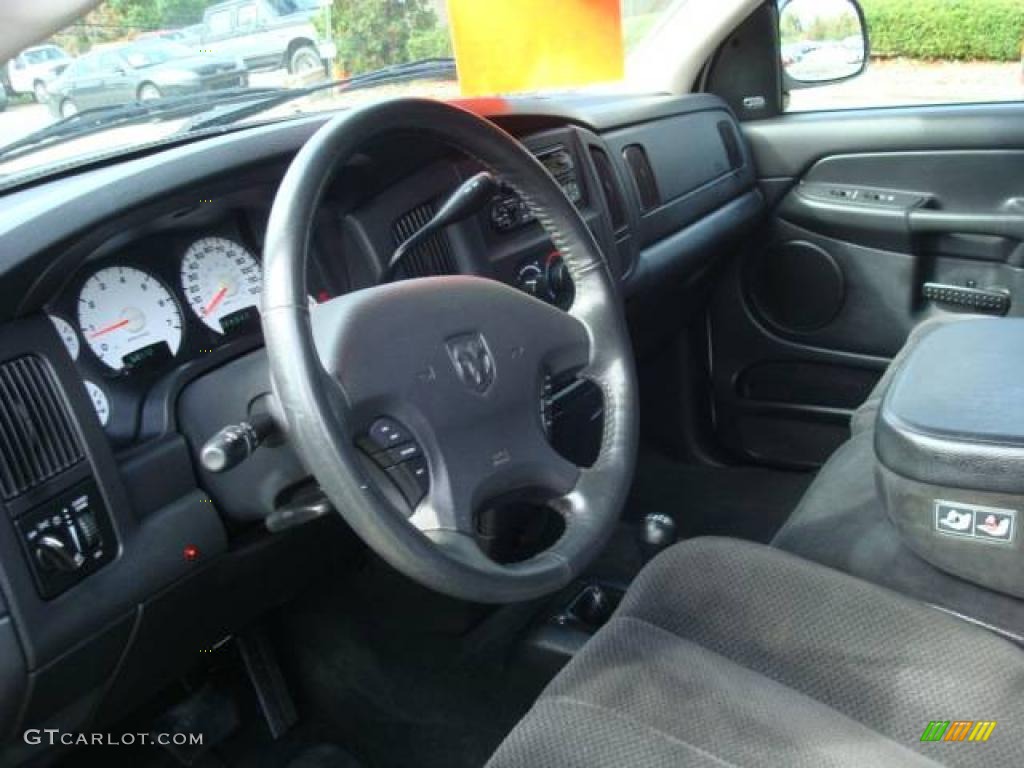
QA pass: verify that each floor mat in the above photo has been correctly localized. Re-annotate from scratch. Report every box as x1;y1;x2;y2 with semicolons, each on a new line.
626;452;814;544
276;563;546;768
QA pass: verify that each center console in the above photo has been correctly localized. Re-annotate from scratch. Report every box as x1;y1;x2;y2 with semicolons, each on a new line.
876;318;1024;598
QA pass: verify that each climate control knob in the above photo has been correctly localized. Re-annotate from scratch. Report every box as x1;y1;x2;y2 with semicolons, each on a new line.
514;263;545;298
545;254;573;309
514;253;574;309
34;534;83;573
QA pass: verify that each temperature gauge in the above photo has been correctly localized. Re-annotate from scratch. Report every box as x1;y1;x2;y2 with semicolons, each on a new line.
83;380;110;426
49;315;80;360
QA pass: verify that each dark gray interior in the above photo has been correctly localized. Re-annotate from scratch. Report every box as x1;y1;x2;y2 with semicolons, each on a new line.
0;9;1023;764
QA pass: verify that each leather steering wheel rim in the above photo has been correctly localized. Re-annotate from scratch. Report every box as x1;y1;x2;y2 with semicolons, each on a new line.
262;99;638;603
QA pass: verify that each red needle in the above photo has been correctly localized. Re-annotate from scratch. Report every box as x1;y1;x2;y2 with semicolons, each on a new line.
89;318;130;339
203;286;228;316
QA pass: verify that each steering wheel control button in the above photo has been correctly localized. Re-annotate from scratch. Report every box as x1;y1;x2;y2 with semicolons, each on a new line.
386;442;421;464
407;457;429;496
386;461;428;508
367;417;411;450
355;419;428;508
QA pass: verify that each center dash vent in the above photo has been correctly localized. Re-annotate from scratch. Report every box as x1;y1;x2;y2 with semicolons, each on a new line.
0;356;83;501
589;147;628;235
392;201;457;278
622;144;661;214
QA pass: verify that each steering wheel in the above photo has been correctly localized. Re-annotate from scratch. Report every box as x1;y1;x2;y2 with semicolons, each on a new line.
262;99;637;603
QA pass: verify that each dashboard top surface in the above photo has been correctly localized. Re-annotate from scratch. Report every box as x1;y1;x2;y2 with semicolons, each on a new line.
0;91;732;319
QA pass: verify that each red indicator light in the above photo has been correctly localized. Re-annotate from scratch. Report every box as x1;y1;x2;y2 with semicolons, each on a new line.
183;544;200;562
317;290;331;303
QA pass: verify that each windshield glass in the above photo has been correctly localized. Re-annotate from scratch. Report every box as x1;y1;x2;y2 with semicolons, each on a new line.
0;0;680;185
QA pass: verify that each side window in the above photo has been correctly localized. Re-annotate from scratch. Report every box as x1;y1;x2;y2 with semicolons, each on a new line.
787;0;1024;111
236;2;259;28
71;58;96;77
207;9;234;36
98;53;126;74
267;0;301;15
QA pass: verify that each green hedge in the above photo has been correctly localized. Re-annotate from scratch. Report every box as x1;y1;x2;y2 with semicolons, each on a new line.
860;0;1024;61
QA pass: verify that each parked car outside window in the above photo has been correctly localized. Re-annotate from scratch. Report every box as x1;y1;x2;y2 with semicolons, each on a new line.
5;44;71;103
47;41;247;118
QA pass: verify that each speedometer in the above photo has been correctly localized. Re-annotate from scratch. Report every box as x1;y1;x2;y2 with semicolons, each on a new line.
78;266;183;372
180;237;262;334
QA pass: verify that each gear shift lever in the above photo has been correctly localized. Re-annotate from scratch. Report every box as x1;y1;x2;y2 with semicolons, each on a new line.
639;513;677;564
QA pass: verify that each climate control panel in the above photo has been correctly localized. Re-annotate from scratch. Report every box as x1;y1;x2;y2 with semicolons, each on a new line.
515;252;575;310
16;479;115;599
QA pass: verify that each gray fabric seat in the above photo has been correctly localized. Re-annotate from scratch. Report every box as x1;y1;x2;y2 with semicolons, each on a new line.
487;538;1024;768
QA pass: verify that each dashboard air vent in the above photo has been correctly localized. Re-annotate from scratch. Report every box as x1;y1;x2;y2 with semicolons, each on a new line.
622;144;661;213
392;201;456;278
589;147;628;234
0;356;83;501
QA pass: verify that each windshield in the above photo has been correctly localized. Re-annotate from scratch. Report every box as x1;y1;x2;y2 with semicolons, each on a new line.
0;0;680;185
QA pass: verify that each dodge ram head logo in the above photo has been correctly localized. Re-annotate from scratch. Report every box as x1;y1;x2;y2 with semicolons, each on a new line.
446;333;495;394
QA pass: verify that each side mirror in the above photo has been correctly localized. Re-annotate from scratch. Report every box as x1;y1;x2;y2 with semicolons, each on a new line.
779;0;868;89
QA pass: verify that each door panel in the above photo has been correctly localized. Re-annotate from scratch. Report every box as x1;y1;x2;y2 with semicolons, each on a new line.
709;104;1024;469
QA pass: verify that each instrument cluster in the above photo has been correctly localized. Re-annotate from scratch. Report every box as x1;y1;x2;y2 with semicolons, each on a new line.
45;215;335;444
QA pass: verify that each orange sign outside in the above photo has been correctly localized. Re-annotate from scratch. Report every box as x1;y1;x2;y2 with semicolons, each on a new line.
447;0;624;97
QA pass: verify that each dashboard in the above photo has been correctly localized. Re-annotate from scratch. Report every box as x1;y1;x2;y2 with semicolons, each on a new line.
36;127;605;449
0;91;761;765
42;205;339;445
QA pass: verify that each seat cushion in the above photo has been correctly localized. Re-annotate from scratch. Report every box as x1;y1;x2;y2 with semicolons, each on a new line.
487;538;1024;768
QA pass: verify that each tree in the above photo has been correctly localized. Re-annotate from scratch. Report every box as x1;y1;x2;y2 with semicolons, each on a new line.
54;0;210;55
107;0;209;31
319;0;451;75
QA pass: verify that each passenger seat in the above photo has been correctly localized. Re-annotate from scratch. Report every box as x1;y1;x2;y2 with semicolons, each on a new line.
773;313;1024;643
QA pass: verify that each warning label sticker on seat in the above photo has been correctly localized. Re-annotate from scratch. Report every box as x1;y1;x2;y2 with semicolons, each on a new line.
934;501;1015;544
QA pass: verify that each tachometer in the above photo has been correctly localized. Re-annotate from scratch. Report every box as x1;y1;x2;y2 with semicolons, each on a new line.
180;237;262;334
77;266;183;372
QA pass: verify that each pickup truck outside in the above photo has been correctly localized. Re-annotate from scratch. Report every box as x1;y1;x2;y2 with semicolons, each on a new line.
200;0;335;75
5;44;72;102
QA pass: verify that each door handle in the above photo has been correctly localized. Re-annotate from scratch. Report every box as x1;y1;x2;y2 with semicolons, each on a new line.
908;210;1024;240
